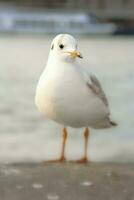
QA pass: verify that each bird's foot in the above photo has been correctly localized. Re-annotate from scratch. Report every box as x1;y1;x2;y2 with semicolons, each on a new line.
75;157;89;164
43;156;66;164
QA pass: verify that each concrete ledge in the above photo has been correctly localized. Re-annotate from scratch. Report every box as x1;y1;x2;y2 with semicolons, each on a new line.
0;163;134;200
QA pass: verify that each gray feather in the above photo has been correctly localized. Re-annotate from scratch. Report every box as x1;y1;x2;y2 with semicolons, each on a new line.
87;74;109;106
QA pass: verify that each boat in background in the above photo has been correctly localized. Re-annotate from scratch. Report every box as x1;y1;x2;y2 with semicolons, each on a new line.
0;7;117;35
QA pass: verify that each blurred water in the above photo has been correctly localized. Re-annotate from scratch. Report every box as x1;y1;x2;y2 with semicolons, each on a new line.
0;35;134;163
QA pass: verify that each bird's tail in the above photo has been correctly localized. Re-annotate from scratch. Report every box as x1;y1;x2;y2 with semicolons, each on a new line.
110;121;117;126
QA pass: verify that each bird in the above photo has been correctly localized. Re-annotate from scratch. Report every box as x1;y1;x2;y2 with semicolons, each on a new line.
35;33;117;163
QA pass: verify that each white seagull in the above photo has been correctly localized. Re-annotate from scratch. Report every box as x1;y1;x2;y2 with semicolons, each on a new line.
35;34;117;163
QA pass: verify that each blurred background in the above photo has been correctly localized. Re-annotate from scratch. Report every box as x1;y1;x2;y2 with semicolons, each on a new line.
0;0;134;163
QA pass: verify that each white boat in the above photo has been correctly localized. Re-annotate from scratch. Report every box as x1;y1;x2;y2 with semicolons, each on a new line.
0;8;117;34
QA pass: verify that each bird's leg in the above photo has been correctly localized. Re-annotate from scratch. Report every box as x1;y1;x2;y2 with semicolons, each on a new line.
76;128;90;163
58;127;68;162
46;127;68;163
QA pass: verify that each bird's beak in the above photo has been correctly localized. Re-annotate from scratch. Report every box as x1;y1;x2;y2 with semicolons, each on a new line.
67;50;83;59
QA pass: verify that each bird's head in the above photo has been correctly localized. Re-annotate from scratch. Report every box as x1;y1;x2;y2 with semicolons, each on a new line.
49;34;83;62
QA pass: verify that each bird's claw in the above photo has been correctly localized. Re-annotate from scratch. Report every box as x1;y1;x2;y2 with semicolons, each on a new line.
43;157;66;164
75;157;89;164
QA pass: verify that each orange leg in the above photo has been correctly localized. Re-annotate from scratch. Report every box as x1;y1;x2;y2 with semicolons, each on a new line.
58;127;68;162
76;128;90;163
47;127;68;163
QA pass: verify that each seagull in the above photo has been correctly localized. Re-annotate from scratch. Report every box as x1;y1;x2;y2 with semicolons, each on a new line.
35;34;117;163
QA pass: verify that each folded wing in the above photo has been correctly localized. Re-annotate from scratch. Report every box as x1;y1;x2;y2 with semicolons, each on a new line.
87;74;109;106
86;73;117;127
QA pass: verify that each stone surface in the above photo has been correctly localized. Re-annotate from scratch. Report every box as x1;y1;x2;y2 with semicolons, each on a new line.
0;163;133;200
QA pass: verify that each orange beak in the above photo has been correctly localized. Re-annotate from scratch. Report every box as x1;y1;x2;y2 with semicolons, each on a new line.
67;50;83;59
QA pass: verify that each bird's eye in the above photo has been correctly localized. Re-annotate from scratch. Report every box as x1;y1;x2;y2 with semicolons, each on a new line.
59;44;64;49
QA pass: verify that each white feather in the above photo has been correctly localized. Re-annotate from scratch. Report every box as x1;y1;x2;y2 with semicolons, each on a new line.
35;34;113;128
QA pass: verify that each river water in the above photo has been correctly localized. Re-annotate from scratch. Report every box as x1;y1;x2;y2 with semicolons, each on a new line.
0;35;134;163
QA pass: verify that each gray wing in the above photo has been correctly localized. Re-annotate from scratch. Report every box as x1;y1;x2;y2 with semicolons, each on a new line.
86;73;117;127
87;74;109;106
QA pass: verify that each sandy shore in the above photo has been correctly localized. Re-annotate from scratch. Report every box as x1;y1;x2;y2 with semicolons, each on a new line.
0;162;133;200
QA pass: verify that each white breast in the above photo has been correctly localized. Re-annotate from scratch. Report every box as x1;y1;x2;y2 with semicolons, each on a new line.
35;61;109;128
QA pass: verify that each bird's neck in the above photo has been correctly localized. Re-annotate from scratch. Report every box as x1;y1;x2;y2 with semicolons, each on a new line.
44;55;79;78
47;54;76;66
